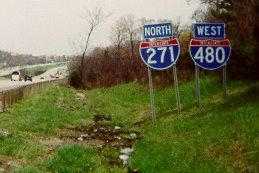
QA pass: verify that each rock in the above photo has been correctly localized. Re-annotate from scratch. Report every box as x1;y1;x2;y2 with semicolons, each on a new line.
5;161;19;170
0;129;10;137
119;154;129;165
114;126;121;130
115;136;121;140
130;133;137;139
75;93;85;100
80;134;88;138
77;134;88;141
97;145;103;149
77;137;84;141
120;147;134;155
128;167;140;173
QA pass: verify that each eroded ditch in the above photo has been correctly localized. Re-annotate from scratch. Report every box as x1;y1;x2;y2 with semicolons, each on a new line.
59;114;142;169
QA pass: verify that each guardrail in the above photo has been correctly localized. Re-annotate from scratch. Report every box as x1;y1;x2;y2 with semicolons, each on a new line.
0;79;67;113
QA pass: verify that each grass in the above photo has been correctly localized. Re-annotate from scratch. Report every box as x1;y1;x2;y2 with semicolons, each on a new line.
0;76;7;80
0;75;258;172
44;145;99;173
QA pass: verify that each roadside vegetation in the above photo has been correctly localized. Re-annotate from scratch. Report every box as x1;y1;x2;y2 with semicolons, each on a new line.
0;0;257;172
69;0;258;89
0;49;70;68
0;77;7;80
0;75;258;172
20;65;59;77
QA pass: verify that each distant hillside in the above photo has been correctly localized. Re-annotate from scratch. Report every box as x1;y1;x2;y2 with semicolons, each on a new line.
0;50;71;68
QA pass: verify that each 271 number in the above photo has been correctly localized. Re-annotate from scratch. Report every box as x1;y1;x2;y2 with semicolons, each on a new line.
146;46;175;64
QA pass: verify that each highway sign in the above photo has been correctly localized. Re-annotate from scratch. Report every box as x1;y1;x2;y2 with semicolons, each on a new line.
189;39;231;70
144;23;172;39
139;38;180;70
194;23;225;39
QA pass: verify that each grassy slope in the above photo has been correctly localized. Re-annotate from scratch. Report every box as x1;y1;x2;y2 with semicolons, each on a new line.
0;76;258;172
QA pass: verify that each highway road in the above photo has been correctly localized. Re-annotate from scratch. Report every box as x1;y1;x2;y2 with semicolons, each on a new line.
0;65;68;92
0;62;67;76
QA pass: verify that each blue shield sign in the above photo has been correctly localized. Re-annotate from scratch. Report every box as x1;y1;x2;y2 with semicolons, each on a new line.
144;23;172;39
139;38;180;70
189;39;231;70
194;23;225;40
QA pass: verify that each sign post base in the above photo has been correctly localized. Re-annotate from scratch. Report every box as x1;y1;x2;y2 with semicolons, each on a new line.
195;65;201;108
173;65;181;114
223;65;227;99
148;67;156;122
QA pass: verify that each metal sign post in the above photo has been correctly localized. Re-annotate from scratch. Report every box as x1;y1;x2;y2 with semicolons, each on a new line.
195;65;201;107
173;65;181;113
223;64;227;98
144;38;156;122
189;23;231;105
139;22;181;121
148;67;156;122
139;38;181;118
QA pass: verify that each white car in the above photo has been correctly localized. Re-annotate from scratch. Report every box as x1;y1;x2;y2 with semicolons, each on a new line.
11;71;21;81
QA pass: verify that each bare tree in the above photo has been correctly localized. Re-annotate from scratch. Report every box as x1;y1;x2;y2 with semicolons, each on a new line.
110;18;127;58
121;15;137;61
156;18;181;37
172;18;181;38
80;7;105;84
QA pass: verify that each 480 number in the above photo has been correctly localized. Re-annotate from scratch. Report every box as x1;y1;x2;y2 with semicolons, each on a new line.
194;46;225;63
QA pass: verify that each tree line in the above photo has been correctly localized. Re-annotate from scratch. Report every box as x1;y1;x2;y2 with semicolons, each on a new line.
192;0;259;80
0;50;71;68
69;0;259;89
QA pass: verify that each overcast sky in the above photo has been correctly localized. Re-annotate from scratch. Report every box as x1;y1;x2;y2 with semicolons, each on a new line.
0;0;200;56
